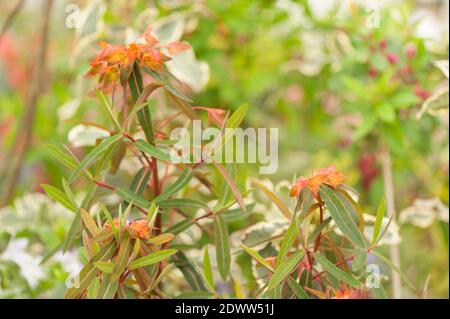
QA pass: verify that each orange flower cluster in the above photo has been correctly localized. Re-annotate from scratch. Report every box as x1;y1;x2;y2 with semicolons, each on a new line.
290;165;346;199
103;218;152;240
128;219;152;240
86;27;190;90
332;287;364;299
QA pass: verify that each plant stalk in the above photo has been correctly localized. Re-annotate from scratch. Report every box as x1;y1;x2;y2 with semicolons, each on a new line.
381;145;402;299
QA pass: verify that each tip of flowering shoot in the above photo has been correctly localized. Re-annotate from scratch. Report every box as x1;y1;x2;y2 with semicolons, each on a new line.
103;218;152;240
129;219;152;240
332;286;365;299
86;26;190;90
289;165;346;199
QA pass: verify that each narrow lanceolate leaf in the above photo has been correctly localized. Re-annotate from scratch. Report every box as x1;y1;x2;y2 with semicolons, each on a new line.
352;251;367;272
319;185;367;248
175;291;215;299
144;68;193;103
41;184;77;213
241;243;273;271
268;250;305;291
98;274;119;299
111;234;132;281
214;214;231;281
129;167;151;196
125;82;163;132
154;168;193;203
65;242;117;299
145;263;175;294
276;219;299;267
314;253;361;289
203;246;215;292
135;139;171;162
171;252;207;291
80;208;99;237
165;218;194;235
287;276;309;299
67;134;123;184
93;261;114;273
96;88;122;131
44;144;92;179
64;193;93;252
213;163;246;213
87;277;101;299
116;187;150;210
158;198;207;210
227;103;249;129
147;233;175;245
128;249;177;270
372;197;386;244
146;202;158;226
253;181;292;220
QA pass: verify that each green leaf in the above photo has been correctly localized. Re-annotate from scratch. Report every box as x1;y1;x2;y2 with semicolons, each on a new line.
268;250;304;291
129;167;151;196
80;208;99;237
67;134;123;184
203;246;215;292
125;82;163;133
352;250;367;272
154;168;193;203
98;274;119;299
158;198;207;210
276;218;299;267
116;187;151;210
214;214;231;281
314;253;360;288
128;249;178;270
41;184;77;213
44;144;92;179
147;202;159;226
306;216;332;246
111;234;132;281
96;89;122;131
147;233;175;245
144;67;193;103
135;139;171;162
241;243;273;271
175;291;215;299
65;241;117;299
227;103;248;129
144;263;175;294
286;276;309;299
372;197;386;244
93;261;114;273
253;180;292;220
87;277;101;299
165;218;194;235
171;251;207;291
213;163;246;213
377;102;396;123
319;185;367;248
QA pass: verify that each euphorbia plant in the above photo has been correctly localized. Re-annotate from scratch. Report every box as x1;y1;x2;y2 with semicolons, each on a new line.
43;27;392;299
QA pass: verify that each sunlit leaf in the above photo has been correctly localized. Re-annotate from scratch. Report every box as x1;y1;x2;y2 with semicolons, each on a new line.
214;214;231;281
128;249;177;270
268;250;304;291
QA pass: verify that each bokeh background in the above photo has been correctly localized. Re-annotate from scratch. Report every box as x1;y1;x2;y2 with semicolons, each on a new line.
0;0;448;298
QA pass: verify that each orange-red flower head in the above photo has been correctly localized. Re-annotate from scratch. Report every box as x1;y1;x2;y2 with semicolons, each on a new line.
290;165;346;198
86;26;190;90
129;219;151;240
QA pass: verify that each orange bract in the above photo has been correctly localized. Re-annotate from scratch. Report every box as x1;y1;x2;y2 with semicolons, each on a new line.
290;165;346;198
129;219;151;240
86;27;190;90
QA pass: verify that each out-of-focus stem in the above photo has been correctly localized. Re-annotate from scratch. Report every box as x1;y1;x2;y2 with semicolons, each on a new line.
381;145;402;299
0;0;53;206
